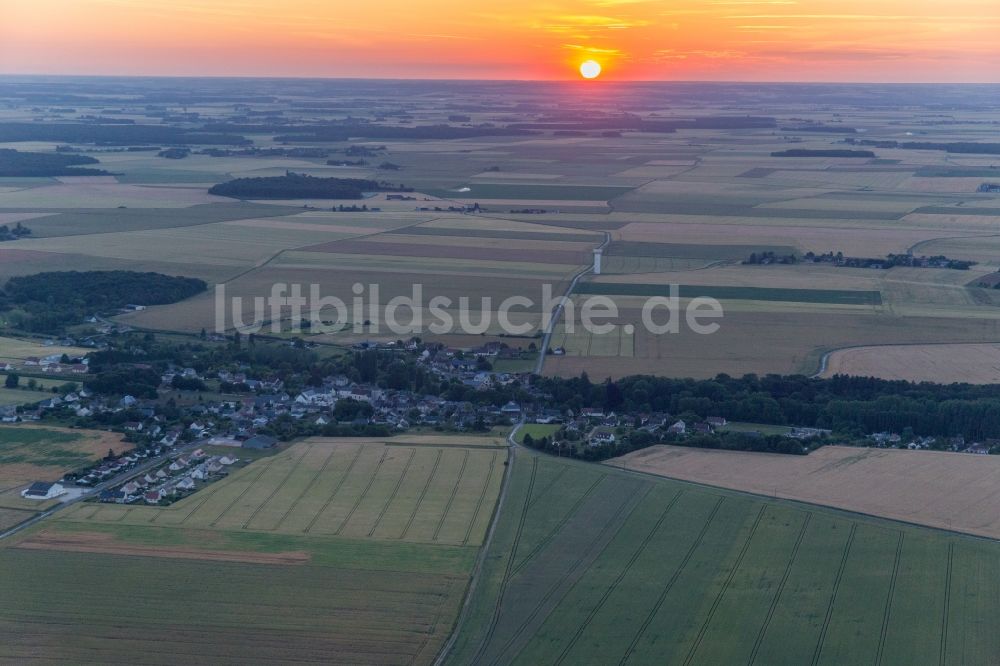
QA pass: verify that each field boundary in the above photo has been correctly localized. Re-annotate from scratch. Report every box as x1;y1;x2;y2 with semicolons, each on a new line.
433;423;520;666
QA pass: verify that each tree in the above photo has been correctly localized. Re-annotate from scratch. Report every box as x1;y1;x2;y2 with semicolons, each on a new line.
4;373;18;388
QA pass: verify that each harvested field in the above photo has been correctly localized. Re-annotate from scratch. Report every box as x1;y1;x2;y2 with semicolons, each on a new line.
577;282;883;305
0;335;89;363
821;342;1000;383
0;181;223;208
605;241;798;260
387;226;602;243
301;238;590;265
0;425;128;492
429;183;633;201
448;452;1000;665
609;445;1000;539
546;310;1000;379
615;221;953;256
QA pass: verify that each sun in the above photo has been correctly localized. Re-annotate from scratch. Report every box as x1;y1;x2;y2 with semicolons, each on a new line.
579;60;602;79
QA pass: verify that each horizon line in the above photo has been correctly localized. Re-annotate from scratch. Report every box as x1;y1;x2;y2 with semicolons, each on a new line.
1;72;999;86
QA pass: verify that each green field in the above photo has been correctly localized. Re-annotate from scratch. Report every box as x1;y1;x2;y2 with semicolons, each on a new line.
513;424;562;443
719;421;795;435
578;282;884;306
0;541;468;664
445;452;999;665
0;435;507;664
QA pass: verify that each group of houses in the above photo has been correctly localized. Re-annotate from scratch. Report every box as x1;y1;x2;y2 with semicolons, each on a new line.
99;449;239;505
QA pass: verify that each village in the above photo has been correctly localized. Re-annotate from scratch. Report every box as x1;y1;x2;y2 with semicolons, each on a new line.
8;328;1000;511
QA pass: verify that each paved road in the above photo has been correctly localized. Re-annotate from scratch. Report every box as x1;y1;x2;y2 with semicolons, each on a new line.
534;232;611;375
0;438;205;541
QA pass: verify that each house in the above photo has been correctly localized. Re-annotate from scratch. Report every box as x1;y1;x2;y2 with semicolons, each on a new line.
21;481;66;500
242;434;278;450
500;401;521;417
121;481;143;495
706;416;727;427
691;422;714;435
219;455;238;466
99;489;127;503
588;426;616;446
667;420;687;435
176;477;196;490
143;489;165;504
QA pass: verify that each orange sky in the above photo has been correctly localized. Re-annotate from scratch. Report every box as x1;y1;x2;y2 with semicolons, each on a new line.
2;0;999;81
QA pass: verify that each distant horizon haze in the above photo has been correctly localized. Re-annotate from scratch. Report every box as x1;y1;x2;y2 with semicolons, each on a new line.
1;0;999;83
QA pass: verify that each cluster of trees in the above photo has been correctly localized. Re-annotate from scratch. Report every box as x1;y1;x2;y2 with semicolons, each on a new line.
802;251;975;270
508;115;776;133
0;149;109;177
846;139;1000;155
0;123;250;146
0;222;31;241
523;429;811;462
770;149;875;158
157;148;190;159
0;271;206;334
273;124;533;142
743;251;798;265
533;373;1000;441
780;125;857;134
208;173;412;200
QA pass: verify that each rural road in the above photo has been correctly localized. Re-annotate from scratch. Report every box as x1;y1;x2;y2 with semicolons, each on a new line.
0;438;206;542
534;232;611;375
433;419;524;666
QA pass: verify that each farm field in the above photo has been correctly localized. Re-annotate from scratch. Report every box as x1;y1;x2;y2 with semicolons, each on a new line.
0;335;89;363
0;434;508;664
546;308;1000;379
821;342;1000;383
607;445;1000;539
0;425;128;512
57;436;506;546
445;451;1000;665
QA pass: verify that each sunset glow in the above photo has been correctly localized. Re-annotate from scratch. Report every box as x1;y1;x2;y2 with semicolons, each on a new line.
1;0;999;81
579;60;601;80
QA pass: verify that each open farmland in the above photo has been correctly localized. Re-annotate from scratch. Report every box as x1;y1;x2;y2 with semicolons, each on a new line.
607;445;1000;539
821;342;1000;383
445;451;1000;665
58;436;506;545
0;335;89;363
0;434;507;664
0;425;129;513
0;540;469;665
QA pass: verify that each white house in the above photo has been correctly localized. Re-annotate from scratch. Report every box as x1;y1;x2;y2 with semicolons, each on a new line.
21;481;66;500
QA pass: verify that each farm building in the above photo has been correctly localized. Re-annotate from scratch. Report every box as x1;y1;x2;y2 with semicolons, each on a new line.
21;482;66;500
